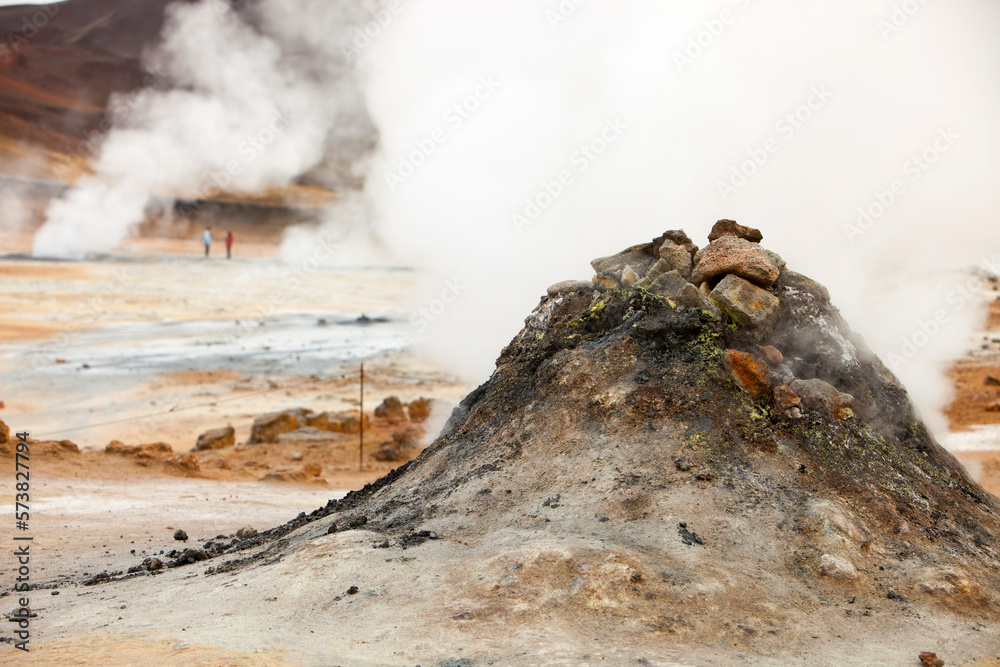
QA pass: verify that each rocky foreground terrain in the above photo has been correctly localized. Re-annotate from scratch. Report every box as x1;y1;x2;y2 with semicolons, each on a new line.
0;395;435;487
4;220;997;666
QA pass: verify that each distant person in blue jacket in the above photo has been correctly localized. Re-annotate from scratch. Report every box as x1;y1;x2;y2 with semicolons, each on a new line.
203;226;212;258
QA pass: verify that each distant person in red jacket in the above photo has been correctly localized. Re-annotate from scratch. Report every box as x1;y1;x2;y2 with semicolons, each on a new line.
225;231;234;259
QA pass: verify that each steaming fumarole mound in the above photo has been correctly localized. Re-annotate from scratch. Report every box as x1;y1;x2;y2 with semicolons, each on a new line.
192;221;1000;663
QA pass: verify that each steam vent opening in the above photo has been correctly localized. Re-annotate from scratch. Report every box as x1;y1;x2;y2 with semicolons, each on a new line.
133;220;997;665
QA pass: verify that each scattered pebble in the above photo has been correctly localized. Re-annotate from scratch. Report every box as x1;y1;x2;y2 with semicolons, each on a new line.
678;523;704;546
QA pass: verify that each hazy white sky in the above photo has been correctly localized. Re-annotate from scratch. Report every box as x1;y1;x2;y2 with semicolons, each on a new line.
0;0;59;5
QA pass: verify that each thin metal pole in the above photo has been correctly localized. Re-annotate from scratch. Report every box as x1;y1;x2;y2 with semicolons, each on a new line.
359;363;364;471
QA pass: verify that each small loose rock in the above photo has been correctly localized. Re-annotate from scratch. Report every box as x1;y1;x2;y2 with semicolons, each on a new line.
791;379;855;421
818;554;857;580
678;523;704;546
762;345;784;366
773;385;801;413
547;280;593;297
707;219;763;243
709;274;781;328
621;265;641;287
724;350;771;400
919;652;945;667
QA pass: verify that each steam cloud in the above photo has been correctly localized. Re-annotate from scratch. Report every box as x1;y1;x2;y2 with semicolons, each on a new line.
29;0;1000;441
32;0;375;259
353;0;1000;438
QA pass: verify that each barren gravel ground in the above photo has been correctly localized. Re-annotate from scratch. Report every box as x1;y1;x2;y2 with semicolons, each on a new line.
0;243;469;452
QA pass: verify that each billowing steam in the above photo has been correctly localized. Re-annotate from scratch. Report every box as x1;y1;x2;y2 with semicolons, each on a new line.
29;0;1000;440
352;0;1000;437
32;0;374;259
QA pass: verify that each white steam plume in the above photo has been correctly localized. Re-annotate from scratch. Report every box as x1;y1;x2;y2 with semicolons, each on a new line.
352;0;1000;438
27;0;1000;440
32;0;375;259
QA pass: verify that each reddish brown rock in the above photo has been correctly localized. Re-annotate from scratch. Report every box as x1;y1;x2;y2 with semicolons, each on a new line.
30;440;81;456
168;453;200;473
105;441;172;462
651;230;698;256
724;350;771;399
0;417;9;456
142;557;164;572
406;398;432;423
773;385;801;413
592;274;619;291
709;274;781;327
762;345;784;366
195;426;235;451
374;396;407;422
621;265;641;287
708;219;763;243
692;237;781;288
317;411;369;434
305;412;330;430
919;652;945;667
791;379;855;420
248;412;300;444
345;412;371;433
657;242;694;278
105;440;128;454
304;463;323;477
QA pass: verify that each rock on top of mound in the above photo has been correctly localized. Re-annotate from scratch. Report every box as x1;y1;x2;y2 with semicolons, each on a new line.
312;220;996;590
